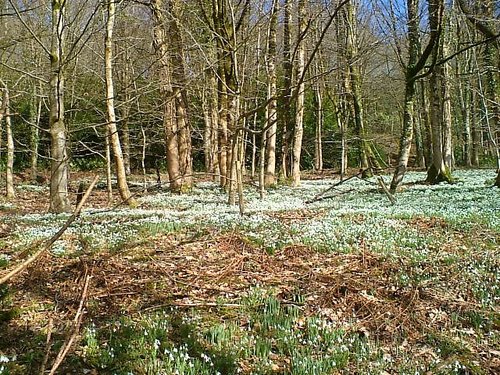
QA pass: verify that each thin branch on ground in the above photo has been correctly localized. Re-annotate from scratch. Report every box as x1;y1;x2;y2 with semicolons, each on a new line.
0;175;99;285
48;267;91;375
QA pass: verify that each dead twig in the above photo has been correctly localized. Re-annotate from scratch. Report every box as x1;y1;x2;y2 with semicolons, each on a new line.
142;301;242;312
0;175;99;285
39;317;53;375
306;170;365;204
48;267;91;375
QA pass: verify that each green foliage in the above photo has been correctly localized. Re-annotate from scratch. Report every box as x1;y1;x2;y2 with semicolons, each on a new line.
79;289;368;374
70;157;106;171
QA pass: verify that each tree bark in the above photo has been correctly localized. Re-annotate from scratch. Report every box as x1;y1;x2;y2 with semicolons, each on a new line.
49;0;71;213
279;0;293;179
344;0;379;176
30;82;42;182
169;0;192;189
264;0;278;186
291;0;306;187
390;0;443;193
151;0;182;192
105;0;135;205
425;0;452;184
314;77;323;172
2;88;14;198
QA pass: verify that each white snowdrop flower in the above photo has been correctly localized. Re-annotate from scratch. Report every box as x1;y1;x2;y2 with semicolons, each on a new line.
154;339;161;350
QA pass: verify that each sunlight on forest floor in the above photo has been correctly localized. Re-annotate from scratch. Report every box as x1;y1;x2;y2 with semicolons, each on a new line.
0;169;499;374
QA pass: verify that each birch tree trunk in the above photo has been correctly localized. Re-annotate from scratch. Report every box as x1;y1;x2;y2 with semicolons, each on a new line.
441;15;454;171
105;0;135;205
291;0;306;187
49;0;71;213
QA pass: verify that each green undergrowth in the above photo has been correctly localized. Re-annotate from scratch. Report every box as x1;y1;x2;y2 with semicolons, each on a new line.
78;289;372;375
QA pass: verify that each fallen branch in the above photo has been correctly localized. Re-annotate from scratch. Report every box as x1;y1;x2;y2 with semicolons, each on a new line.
48;267;91;375
143;298;305;312
143;301;242;312
377;177;397;205
39;317;53;375
306;189;356;203
306;170;365;204
0;175;99;285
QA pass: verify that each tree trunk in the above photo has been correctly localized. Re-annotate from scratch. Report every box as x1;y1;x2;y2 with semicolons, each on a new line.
425;0;452;184
441;19;453;171
426;65;452;183
2;88;14;199
119;48;132;176
169;0;192;189
105;128;113;204
30;82;42;182
457;55;472;166
279;0;293;179
150;0;181;192
264;0;278;186
49;0;71;213
291;0;306;187
413;110;426;168
344;1;379;177
203;69;219;180
105;0;135;205
471;87;481;166
314;78;323;172
390;0;443;193
419;80;433;167
390;79;417;192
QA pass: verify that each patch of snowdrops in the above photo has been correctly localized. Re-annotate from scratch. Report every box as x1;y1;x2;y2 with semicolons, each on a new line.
4;169;499;262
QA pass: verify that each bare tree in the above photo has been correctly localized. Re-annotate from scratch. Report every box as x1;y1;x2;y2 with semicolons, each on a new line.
390;0;444;193
104;0;136;205
291;0;307;187
457;0;500;185
150;0;192;192
1;85;14;198
48;0;71;212
264;0;278;186
425;0;454;184
279;0;293;179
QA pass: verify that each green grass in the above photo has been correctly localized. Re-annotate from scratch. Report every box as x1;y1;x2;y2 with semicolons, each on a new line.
77;289;371;375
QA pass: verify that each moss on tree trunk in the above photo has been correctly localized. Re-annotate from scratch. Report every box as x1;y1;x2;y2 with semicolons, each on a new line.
425;164;453;184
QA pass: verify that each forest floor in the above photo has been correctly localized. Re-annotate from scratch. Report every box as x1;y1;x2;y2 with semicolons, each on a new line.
0;169;499;374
